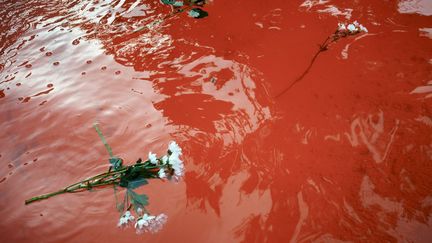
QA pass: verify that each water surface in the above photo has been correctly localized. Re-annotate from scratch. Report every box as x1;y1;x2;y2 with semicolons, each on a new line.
1;0;431;242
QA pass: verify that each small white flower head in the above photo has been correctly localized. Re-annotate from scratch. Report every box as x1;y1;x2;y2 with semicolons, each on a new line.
353;20;359;27
158;168;166;179
135;213;168;234
168;153;184;179
148;152;158;165
359;24;368;33
161;155;168;165
168;141;182;156
137;207;144;216
337;23;346;31
347;24;356;32
117;210;135;228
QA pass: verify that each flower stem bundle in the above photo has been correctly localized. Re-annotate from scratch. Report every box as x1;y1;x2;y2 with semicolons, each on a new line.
25;124;184;234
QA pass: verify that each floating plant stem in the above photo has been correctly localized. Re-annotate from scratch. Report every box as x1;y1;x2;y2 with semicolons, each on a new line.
93;123;113;158
276;21;368;98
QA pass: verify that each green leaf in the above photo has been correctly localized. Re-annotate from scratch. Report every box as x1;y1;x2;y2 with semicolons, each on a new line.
173;1;184;7
109;157;123;171
128;189;149;208
161;0;175;5
127;178;148;189
188;8;208;19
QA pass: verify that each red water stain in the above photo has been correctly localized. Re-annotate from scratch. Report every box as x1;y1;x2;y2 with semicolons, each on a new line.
0;1;431;243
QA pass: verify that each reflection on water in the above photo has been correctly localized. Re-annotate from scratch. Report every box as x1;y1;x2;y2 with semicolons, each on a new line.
1;0;432;242
398;0;432;16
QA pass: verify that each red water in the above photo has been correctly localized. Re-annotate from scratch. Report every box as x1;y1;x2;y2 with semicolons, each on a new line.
1;0;432;242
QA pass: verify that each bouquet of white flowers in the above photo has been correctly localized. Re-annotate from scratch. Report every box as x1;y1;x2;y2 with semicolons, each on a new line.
25;124;184;234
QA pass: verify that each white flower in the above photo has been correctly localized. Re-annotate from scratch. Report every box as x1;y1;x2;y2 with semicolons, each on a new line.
148;152;158;164
353;20;359;27
169;153;184;179
337;23;346;31
158;168;166;179
168;141;182;156
135;213;168;234
161;155;168;165
117;210;135;228
347;24;356;32
359;24;368;33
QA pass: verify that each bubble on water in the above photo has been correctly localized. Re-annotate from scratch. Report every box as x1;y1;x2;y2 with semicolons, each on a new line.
47;83;53;88
81;72;86;75
25;64;32;68
115;70;121;75
53;61;60;66
101;66;107;70
45;52;53;56
86;60;92;64
16;83;21;86
39;47;45;52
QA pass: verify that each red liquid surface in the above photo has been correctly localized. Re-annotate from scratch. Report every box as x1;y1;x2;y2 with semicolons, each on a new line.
1;0;432;242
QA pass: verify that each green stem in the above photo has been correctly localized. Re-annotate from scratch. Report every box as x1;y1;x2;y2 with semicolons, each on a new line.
25;158;166;205
93;123;114;158
25;175;120;205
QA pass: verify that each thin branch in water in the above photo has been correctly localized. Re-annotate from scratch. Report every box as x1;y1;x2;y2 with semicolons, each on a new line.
275;21;369;98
